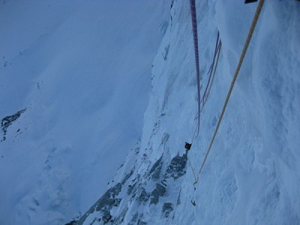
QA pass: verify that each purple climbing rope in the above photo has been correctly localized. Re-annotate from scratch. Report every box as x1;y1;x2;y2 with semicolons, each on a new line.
190;0;201;138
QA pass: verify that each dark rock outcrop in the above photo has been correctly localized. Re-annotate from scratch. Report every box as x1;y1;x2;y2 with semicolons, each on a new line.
150;183;166;205
148;157;163;181
162;202;174;218
1;108;26;141
165;154;187;180
76;183;122;224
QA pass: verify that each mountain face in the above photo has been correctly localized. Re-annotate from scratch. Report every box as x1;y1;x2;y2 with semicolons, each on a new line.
72;0;300;225
1;0;300;225
0;1;168;224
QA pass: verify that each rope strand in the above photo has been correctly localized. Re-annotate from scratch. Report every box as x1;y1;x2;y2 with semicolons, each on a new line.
190;0;201;138
194;0;265;184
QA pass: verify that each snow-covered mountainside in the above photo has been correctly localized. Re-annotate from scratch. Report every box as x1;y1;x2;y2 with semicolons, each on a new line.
73;0;300;225
1;0;300;225
0;1;168;224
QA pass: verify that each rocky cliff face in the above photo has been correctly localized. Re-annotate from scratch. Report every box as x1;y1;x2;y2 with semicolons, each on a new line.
73;0;300;224
74;146;188;225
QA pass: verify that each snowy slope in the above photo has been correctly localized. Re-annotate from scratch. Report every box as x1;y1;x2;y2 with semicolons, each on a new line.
0;1;168;224
75;0;300;224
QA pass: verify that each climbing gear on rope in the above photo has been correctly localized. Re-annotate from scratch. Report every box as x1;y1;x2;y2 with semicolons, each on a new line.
189;0;223;146
185;142;192;151
187;2;222;193
193;0;265;185
187;32;222;148
190;0;201;139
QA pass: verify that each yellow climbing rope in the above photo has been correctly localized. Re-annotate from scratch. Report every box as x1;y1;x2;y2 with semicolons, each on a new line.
193;0;265;184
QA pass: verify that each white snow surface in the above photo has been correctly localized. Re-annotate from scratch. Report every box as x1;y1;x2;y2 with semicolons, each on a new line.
1;0;300;225
77;0;300;225
147;0;300;224
0;0;168;224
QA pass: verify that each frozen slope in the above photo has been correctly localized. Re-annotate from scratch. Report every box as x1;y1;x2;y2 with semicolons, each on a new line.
76;0;300;224
0;1;168;224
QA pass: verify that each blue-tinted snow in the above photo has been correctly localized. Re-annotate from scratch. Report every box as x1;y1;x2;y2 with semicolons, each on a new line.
0;0;168;224
1;0;300;225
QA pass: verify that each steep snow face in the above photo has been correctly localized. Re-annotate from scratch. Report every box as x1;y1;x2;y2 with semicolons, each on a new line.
76;0;300;224
0;1;168;224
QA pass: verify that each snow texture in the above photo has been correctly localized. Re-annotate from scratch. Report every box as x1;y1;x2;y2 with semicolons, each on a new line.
1;0;300;225
0;0;167;224
75;0;300;225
